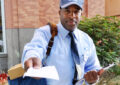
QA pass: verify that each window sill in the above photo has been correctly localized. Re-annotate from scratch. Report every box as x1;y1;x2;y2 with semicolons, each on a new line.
0;53;7;58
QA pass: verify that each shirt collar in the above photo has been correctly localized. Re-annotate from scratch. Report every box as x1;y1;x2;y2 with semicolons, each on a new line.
73;28;79;41
58;22;69;39
58;22;79;40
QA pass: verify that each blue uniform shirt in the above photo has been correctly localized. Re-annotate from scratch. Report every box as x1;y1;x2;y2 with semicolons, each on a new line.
22;22;101;85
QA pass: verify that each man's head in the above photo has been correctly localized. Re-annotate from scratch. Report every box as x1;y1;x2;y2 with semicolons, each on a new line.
59;0;84;31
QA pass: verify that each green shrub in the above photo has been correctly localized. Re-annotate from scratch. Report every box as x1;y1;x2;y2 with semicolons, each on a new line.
78;15;120;66
109;65;120;76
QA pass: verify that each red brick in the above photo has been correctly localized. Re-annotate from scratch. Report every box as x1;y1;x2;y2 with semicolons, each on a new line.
5;0;109;28
5;0;59;29
88;0;105;18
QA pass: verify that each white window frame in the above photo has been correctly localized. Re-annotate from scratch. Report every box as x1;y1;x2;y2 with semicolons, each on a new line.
0;0;7;54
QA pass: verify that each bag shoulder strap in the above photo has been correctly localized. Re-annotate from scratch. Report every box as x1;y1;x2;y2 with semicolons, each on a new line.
46;22;58;56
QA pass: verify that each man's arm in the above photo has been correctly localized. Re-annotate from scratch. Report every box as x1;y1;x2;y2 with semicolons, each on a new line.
84;38;102;84
21;28;50;70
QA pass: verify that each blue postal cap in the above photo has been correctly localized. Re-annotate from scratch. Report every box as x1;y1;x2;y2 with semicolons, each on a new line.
60;0;84;9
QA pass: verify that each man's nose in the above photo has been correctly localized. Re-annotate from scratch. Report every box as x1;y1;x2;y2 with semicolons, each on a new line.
69;12;76;18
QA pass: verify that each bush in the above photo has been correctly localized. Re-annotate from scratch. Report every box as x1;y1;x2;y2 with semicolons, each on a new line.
109;65;120;76
78;15;120;66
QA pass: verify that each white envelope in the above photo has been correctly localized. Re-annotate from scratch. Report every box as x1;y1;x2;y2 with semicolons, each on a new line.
23;66;59;80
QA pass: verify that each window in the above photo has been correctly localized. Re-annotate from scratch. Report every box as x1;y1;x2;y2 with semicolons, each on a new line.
0;0;7;54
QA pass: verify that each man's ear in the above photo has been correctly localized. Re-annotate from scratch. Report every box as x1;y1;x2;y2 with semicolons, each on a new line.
59;10;61;15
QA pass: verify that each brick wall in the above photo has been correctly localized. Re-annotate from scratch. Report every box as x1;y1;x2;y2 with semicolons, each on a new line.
88;0;105;18
5;0;106;29
5;0;60;29
82;0;88;17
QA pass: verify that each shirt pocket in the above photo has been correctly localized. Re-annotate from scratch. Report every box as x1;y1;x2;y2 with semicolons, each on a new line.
80;47;89;64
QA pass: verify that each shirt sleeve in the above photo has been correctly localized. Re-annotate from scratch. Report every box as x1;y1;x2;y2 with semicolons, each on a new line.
84;37;102;73
21;28;49;68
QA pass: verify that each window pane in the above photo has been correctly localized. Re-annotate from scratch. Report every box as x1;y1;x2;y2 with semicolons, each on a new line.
0;0;3;52
0;0;7;53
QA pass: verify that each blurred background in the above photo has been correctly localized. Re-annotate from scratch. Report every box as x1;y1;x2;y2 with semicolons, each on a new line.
0;0;120;84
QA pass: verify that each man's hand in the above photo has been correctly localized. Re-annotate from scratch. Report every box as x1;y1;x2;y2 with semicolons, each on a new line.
84;69;104;84
24;57;42;79
24;57;42;71
84;70;98;84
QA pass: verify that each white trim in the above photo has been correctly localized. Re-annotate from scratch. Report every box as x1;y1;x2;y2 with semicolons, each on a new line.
1;0;7;53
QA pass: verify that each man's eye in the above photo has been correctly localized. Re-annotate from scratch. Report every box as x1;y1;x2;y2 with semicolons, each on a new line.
74;10;79;14
65;9;70;13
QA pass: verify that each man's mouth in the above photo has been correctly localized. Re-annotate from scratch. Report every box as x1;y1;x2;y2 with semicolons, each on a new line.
68;21;76;26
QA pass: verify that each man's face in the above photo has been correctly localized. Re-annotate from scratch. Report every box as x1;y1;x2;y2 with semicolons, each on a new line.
59;5;82;31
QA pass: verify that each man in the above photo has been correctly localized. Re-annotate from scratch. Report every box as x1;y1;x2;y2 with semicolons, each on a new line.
22;0;102;85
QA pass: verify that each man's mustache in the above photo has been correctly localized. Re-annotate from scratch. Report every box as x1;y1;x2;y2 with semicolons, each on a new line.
68;19;77;23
